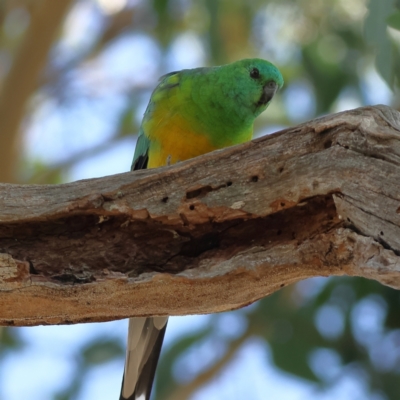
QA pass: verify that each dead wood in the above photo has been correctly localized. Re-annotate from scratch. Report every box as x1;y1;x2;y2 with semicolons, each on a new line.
1;104;400;326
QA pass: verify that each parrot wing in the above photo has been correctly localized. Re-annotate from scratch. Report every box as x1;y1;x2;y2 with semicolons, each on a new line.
131;128;150;171
131;71;183;171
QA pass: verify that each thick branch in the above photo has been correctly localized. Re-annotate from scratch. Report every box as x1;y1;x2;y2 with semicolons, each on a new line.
1;105;400;326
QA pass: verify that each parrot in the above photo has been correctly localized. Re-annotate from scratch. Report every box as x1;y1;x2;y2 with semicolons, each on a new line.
120;58;283;400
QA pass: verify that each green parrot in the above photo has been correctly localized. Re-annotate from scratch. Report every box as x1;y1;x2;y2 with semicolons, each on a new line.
120;58;283;400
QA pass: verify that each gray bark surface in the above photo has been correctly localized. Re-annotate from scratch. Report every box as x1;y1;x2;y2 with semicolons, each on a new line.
1;105;399;326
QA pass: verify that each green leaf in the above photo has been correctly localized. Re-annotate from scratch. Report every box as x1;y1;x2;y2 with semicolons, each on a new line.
81;338;124;366
0;327;25;356
387;11;400;29
365;0;396;86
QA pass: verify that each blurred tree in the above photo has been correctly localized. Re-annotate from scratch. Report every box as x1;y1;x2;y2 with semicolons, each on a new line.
0;0;399;399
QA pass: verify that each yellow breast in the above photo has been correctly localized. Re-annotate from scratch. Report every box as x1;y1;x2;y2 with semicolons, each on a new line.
147;113;217;168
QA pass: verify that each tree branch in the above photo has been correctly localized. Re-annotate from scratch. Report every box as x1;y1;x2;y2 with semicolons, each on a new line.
165;334;248;400
0;0;74;183
0;105;399;326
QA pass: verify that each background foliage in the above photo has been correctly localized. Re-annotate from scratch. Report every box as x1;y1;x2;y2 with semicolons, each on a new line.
0;0;399;399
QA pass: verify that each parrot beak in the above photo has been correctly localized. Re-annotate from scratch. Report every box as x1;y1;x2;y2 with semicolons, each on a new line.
258;81;278;106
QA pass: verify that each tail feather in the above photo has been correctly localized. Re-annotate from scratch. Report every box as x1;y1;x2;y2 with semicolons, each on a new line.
120;317;168;400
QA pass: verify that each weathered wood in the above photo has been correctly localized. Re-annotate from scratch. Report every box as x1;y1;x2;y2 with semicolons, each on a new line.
1;105;400;326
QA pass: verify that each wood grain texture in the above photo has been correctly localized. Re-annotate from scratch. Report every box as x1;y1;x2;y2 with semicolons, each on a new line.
1;105;400;326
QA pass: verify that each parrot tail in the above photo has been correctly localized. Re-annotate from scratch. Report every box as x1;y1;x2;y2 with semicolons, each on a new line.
120;317;168;400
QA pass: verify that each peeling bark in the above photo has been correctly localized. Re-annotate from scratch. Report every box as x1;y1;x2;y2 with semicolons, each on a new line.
0;105;400;326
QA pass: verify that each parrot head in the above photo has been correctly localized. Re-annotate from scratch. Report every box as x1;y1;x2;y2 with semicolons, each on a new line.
218;58;284;120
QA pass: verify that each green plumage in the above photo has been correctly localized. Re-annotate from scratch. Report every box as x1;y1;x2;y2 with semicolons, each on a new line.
132;58;283;170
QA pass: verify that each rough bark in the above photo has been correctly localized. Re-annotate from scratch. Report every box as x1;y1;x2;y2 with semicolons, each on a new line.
0;105;399;326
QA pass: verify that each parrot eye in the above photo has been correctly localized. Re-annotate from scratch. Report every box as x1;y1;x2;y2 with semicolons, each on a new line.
250;68;260;79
